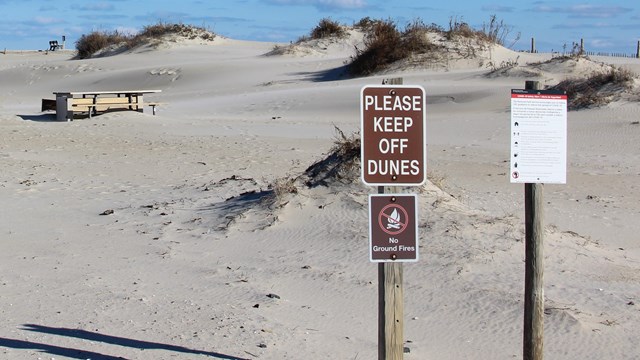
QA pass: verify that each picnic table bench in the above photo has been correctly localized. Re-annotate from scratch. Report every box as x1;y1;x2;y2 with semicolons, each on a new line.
53;90;162;121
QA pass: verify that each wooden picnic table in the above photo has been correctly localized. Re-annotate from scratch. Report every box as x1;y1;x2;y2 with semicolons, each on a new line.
53;90;162;121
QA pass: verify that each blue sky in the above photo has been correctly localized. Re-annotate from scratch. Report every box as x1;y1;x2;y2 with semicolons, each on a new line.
0;0;638;54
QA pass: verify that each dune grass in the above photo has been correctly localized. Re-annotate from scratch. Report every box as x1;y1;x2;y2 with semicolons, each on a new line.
348;19;437;76
294;18;347;44
75;22;215;59
550;66;636;109
348;15;513;76
75;31;130;59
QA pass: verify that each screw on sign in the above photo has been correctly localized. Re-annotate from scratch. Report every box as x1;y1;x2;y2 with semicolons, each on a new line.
369;194;418;262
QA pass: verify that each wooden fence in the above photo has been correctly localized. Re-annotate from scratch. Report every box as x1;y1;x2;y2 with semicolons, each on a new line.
528;38;640;59
584;51;638;58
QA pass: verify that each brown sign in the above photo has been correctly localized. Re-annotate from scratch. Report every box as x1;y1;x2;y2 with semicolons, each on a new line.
369;194;418;262
361;85;426;186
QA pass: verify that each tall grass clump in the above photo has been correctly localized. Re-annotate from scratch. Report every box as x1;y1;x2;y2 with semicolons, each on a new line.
75;22;215;59
446;16;475;40
348;19;434;76
294;18;346;43
75;30;130;59
550;66;636;109
138;22;215;41
446;15;515;46
310;18;346;40
480;15;513;45
303;126;361;187
353;17;384;32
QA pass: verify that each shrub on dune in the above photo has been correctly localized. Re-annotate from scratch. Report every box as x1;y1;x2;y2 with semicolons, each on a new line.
310;18;346;40
348;15;516;76
550;66;636;109
75;30;129;59
74;22;215;59
348;19;434;76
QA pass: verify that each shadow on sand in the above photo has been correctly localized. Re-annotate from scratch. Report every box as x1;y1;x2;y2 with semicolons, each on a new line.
17;113;59;122
290;64;351;82
0;337;126;360
0;324;249;360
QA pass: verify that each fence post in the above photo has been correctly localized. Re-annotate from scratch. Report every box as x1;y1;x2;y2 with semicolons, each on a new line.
531;38;536;53
636;40;639;59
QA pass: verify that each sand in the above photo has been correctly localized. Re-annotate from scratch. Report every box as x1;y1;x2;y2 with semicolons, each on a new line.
1;32;639;359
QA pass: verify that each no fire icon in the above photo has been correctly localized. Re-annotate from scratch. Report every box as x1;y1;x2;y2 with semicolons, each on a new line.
369;194;419;262
378;203;409;236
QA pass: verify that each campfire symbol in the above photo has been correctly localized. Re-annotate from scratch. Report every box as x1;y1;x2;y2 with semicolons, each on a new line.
386;209;401;230
378;201;411;236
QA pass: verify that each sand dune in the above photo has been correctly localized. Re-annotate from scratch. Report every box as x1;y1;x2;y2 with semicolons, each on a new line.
1;30;639;359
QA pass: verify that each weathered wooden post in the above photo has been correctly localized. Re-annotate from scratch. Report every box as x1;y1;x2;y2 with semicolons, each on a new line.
364;76;424;360
531;38;536;53
378;227;404;360
580;38;584;54
378;77;404;360
636;40;639;59
523;80;545;360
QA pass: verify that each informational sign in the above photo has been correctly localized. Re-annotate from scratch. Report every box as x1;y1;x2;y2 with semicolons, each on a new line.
361;85;426;186
510;89;567;184
369;194;418;262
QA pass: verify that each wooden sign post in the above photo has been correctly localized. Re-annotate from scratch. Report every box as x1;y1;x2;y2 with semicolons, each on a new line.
523;80;544;360
524;179;544;360
361;77;426;360
379;255;403;359
511;80;567;360
379;77;404;360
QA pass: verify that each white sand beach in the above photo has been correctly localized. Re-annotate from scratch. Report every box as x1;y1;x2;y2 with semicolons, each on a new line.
1;29;639;359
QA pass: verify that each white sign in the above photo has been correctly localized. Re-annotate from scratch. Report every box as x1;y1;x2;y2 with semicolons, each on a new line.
510;90;567;184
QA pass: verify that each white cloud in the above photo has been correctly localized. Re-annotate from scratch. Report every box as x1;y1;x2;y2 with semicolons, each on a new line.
78;3;116;11
267;0;368;11
481;5;515;13
531;4;631;19
568;5;629;18
589;38;615;49
33;16;63;25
